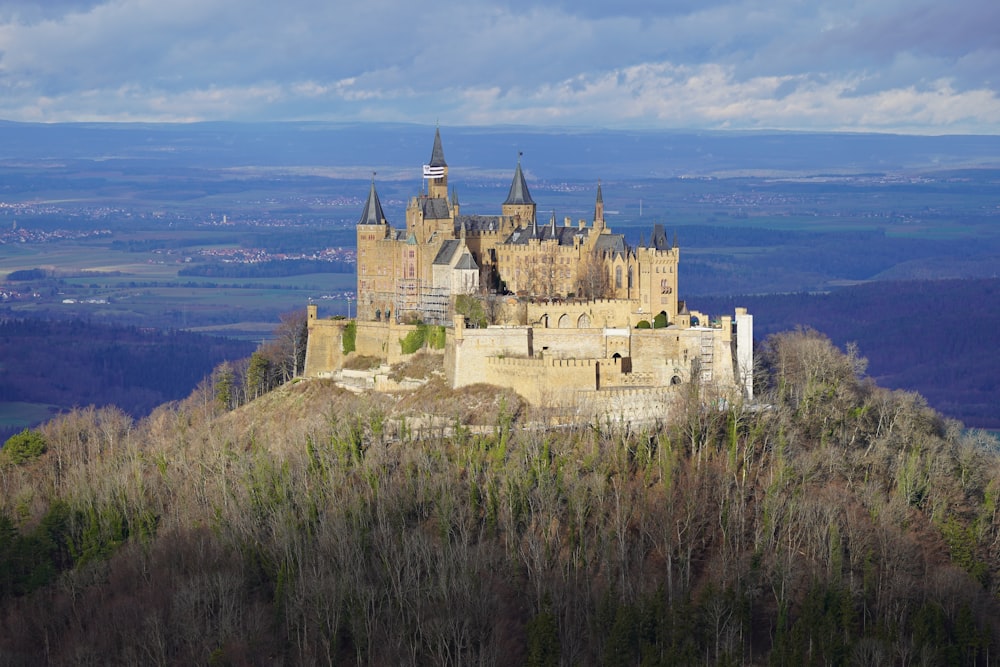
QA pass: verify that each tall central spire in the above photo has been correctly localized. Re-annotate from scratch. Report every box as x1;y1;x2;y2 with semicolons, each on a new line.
424;127;449;199
429;127;447;168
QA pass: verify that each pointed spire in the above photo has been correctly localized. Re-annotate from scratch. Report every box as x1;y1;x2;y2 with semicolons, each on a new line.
673;231;679;249
357;174;386;226
594;179;605;228
429;126;447;168
504;152;535;205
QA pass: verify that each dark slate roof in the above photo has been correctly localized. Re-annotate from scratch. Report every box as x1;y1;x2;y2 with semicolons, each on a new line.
432;240;462;266
429;128;447;168
504;159;534;206
648;224;670;250
504;223;587;247
594;233;627;256
419;197;451;220
455;252;478;271
456;214;503;233
357;178;387;226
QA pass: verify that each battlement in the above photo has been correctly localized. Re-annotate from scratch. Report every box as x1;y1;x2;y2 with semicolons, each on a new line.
486;356;597;369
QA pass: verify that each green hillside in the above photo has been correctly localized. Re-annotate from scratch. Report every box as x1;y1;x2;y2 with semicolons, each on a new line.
0;329;997;665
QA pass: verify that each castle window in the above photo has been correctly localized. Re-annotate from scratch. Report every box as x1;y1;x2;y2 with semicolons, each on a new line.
628;267;634;289
615;267;622;289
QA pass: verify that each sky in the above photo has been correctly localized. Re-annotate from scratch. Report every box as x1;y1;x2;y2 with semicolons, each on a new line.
0;0;998;134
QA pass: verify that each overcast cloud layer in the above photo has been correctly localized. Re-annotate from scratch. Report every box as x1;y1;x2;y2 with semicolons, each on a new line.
0;0;998;133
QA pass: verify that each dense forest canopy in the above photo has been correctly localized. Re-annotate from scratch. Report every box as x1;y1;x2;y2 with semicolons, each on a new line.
0;329;997;664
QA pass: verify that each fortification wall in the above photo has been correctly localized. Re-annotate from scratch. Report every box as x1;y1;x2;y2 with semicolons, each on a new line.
305;304;439;377
575;387;681;425
303;317;345;378
448;325;533;388
481;356;598;404
524;298;639;329
532;328;607;359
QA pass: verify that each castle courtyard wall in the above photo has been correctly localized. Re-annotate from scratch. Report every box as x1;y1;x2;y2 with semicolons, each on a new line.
306;300;751;411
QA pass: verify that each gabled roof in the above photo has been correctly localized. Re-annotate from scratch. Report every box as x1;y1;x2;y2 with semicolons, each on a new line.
504;157;534;206
454;252;478;271
429;127;447;168
432;240;462;265
357;177;387;226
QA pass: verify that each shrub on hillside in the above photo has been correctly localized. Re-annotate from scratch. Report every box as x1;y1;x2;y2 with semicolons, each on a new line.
400;324;427;354
2;429;47;464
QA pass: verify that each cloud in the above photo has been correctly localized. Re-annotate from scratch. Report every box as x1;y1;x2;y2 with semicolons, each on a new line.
0;0;997;133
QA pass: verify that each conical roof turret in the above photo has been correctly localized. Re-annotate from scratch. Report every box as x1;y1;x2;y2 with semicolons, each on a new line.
504;153;535;206
357;175;387;225
429;127;447;168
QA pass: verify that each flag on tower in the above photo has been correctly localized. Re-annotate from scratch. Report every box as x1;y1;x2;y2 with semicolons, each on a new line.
423;164;445;179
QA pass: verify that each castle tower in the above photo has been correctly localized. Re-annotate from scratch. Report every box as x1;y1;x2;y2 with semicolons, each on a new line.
424;127;449;200
636;223;680;323
502;153;536;227
356;176;394;320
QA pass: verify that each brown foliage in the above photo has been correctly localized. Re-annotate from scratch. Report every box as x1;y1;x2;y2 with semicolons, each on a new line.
0;330;997;664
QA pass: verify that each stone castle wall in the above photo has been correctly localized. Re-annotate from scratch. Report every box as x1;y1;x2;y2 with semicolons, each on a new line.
303;306;344;378
306;304;432;375
307;304;752;411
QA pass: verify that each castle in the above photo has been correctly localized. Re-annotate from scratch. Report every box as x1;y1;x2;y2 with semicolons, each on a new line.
305;129;754;414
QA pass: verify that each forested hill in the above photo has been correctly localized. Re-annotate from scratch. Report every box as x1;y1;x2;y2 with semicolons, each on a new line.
694;277;1000;429
0;329;997;664
0;317;255;441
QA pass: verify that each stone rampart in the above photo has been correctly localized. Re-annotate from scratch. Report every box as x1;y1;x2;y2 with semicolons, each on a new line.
303;315;345;378
533;328;607;359
478;355;598;404
575;387;680;424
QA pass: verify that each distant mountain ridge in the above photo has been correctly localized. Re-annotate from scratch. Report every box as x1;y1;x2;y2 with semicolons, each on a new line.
2;121;1000;178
